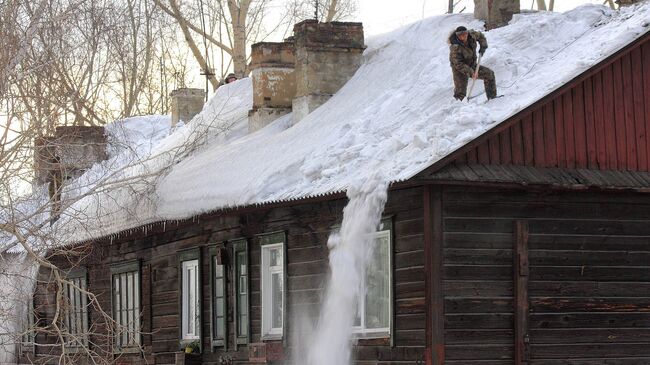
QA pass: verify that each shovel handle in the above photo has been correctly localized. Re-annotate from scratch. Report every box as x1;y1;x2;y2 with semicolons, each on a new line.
466;54;482;102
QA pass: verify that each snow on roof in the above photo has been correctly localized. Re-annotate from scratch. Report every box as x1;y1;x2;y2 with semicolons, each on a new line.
57;3;650;243
1;115;171;253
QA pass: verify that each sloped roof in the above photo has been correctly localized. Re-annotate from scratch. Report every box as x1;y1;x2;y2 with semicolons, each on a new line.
55;3;650;243
428;163;650;191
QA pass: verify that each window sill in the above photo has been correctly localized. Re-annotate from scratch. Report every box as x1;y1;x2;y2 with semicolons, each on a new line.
114;346;142;355
352;331;391;346
261;333;283;341
63;345;89;354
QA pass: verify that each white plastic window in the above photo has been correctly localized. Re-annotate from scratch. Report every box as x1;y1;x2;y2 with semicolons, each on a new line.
261;243;284;338
354;230;391;336
181;259;200;340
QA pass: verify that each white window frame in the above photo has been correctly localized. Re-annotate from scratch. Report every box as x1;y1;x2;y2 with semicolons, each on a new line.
261;242;285;339
181;259;200;340
353;229;392;338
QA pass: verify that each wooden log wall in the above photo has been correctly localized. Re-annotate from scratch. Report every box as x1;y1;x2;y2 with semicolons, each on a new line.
440;186;650;364
28;186;428;365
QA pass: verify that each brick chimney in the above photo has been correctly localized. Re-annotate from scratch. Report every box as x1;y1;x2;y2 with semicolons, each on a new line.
291;20;365;124
170;88;206;127
34;126;108;214
248;41;296;132
474;0;520;29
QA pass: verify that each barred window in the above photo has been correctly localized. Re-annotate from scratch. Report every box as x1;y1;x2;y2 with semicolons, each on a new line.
232;239;248;344
111;262;141;350
211;246;227;348
21;299;36;347
63;271;89;347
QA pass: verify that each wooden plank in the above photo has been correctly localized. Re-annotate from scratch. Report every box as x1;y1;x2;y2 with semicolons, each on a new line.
446;329;513;345
602;64;619;169
500;128;513;164
522;114;535;166
467;148;478;164
526;312;650;329
553;98;566;168
530;266;650;282
529;281;650;298
446;344;513;361
489;135;501;164
583;78;598;169
531;297;650;313
445;312;512;330
643;43;650;172
478;142;490;164
613;59;628;169
592;71;608;169
529;328;650;344
430;187;445;365
621;53;638;170
529;358;650;365
424;187;433;365
533;110;546;167
445;298;513;314
445;280;513;297
514;220;530;365
529;249;650;267
512;121;525;165
572;83;588;168
531;343;650;359
631;47;647;171
562;92;576;168
543;103;557;167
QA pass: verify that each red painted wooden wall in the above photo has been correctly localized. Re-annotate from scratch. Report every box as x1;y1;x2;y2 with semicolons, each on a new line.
455;35;650;171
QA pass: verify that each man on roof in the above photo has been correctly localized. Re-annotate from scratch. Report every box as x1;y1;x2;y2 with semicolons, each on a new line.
448;26;498;101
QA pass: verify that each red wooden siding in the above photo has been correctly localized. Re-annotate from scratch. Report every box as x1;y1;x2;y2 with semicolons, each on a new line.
457;37;650;172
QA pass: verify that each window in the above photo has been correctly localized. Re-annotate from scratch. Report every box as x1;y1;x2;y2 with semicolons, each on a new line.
63;269;89;347
179;250;201;341
111;261;141;350
260;232;285;339
354;228;392;337
232;239;248;344
210;246;227;348
21;299;36;350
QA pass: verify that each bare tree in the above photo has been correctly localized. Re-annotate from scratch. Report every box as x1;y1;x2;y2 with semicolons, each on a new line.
154;0;357;85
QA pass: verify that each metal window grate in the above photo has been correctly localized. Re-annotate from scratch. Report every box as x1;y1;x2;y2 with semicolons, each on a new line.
112;270;140;349
63;276;89;347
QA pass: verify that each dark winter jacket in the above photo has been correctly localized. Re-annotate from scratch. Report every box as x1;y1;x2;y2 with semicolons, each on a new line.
448;30;488;77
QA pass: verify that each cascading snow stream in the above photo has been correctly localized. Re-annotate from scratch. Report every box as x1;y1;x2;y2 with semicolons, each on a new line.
304;178;388;365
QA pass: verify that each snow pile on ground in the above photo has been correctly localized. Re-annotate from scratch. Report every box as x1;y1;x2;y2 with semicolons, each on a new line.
57;3;650;242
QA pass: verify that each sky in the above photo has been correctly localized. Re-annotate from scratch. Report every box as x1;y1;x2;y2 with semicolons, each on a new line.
356;0;610;35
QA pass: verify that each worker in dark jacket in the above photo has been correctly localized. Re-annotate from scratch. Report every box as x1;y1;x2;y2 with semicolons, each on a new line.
449;26;497;101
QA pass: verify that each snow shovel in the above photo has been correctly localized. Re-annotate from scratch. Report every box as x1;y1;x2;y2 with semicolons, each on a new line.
466;54;482;102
